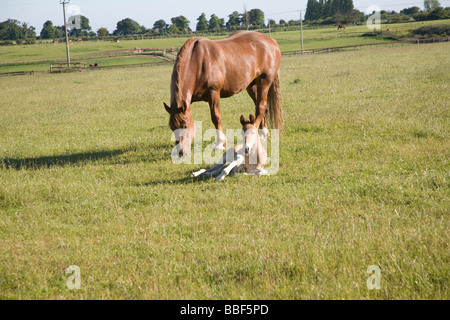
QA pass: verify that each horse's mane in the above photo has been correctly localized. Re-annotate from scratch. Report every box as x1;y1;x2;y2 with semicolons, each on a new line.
171;37;202;108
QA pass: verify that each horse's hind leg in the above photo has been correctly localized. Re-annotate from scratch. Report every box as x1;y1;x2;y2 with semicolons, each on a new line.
208;90;226;150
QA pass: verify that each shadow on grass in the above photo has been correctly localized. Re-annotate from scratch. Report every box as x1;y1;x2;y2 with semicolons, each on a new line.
138;172;220;186
1;143;173;170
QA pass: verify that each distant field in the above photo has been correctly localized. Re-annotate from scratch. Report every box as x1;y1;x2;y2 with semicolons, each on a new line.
0;41;448;299
0;56;163;73
1;19;449;73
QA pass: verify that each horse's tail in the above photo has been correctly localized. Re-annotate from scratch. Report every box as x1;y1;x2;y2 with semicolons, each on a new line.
268;71;284;130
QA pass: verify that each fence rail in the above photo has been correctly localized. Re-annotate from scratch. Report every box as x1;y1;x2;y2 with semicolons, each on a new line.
282;37;450;55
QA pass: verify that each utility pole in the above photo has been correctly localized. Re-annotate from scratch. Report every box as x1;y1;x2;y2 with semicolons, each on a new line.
60;0;71;67
300;10;304;54
268;19;271;38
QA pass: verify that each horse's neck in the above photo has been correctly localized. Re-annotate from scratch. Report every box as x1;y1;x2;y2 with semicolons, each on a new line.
172;41;199;108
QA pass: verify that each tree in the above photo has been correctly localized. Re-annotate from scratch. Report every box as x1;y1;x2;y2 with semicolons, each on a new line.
40;20;57;39
153;19;167;34
226;11;241;30
248;9;264;27
428;6;448;19
114;18;141;35
208;14;224;32
424;0;441;11
401;6;421;16
21;22;36;39
97;27;108;38
331;0;342;15
305;0;321;21
171;16;190;33
0;19;34;40
140;25;148;34
168;24;179;34
323;0;333;18
196;13;208;32
342;0;354;14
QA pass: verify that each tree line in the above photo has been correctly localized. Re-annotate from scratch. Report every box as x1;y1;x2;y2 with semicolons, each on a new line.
304;0;449;25
0;1;449;45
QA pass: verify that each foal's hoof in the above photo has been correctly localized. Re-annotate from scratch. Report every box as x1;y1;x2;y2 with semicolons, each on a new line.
214;144;226;150
216;172;226;181
190;169;206;178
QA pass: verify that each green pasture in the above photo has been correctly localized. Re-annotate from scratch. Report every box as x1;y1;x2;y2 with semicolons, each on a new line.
0;41;449;299
1;19;449;73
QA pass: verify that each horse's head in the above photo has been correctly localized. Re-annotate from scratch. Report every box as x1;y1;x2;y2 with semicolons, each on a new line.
164;102;196;157
240;114;258;156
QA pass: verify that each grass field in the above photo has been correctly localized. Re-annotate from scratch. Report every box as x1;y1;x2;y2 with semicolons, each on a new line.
1;19;449;73
0;40;449;299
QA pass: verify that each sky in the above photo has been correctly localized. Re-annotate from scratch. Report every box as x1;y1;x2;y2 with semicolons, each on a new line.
1;0;449;33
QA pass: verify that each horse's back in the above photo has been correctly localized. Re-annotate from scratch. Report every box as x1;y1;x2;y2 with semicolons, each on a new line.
190;31;281;97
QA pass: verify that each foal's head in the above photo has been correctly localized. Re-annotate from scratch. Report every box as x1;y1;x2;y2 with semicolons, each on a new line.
240;114;259;156
164;102;196;156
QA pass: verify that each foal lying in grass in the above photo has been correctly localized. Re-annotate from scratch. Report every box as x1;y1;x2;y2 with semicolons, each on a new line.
191;114;268;181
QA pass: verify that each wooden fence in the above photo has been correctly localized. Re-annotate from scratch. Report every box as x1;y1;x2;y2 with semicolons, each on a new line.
50;62;87;73
282;37;450;55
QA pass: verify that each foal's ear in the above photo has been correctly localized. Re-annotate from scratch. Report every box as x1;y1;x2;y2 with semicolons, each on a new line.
249;114;255;123
163;102;171;114
240;114;246;125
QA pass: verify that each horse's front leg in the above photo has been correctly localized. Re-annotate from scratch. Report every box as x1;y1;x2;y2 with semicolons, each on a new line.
209;90;226;150
250;79;270;139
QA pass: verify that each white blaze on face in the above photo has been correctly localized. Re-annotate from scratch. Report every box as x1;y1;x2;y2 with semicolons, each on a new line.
173;128;192;156
244;129;257;153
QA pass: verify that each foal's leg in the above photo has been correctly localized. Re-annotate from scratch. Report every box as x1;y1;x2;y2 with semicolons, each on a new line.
216;154;244;181
190;152;228;177
209;90;226;150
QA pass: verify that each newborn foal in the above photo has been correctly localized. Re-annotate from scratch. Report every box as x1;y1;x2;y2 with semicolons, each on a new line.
190;114;268;181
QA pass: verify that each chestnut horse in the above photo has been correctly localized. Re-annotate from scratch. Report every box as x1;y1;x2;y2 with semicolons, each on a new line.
163;31;283;156
338;24;346;30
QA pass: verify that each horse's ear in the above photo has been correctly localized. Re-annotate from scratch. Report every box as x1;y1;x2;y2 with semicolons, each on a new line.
249;114;255;123
240;115;246;125
163;102;171;114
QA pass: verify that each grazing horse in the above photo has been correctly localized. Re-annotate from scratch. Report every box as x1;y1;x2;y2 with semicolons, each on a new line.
190;114;268;181
338;24;346;30
164;31;283;157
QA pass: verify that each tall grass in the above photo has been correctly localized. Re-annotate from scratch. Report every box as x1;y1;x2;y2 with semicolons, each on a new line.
0;42;448;299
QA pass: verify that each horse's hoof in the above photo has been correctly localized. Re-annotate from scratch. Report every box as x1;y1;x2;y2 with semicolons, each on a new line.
257;169;269;176
260;128;269;140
